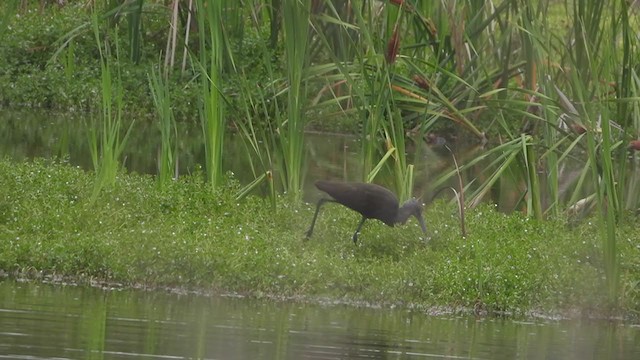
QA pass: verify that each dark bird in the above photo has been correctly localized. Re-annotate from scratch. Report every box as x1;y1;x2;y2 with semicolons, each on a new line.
306;180;428;243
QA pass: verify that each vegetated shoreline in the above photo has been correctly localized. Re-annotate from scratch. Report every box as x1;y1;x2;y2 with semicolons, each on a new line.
1;158;639;323
0;270;632;323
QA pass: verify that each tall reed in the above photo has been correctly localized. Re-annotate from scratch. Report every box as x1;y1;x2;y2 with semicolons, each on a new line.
381;7;413;200
195;0;226;189
563;0;640;303
222;0;284;206
89;11;133;198
233;69;279;209
280;0;310;200
519;0;638;302
148;65;178;188
63;39;76;81
126;0;144;63
307;1;417;195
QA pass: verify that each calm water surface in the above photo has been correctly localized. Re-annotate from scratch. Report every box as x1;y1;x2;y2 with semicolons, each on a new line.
1;280;639;359
0;109;463;203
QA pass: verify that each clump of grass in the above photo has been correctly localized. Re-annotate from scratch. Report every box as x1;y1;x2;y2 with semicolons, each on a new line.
0;158;638;318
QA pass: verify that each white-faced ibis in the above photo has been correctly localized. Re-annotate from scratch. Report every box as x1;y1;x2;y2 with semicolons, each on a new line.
305;180;428;243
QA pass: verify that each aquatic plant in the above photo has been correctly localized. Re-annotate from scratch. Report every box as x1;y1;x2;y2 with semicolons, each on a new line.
88;10;134;199
279;0;311;200
148;65;178;188
195;0;226;189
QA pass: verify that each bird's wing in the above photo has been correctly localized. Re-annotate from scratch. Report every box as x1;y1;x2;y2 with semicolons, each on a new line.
316;181;399;225
361;184;399;225
317;182;370;213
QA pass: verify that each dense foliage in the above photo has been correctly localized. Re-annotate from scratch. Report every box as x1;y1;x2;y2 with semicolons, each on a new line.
0;2;284;127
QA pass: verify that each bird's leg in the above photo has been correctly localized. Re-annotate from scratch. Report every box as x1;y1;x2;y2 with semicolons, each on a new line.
351;216;367;244
305;198;335;239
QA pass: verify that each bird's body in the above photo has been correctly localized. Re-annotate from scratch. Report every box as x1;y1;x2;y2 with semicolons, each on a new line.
306;180;427;243
315;181;399;226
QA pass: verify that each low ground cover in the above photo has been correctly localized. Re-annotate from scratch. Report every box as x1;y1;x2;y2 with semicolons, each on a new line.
1;158;638;319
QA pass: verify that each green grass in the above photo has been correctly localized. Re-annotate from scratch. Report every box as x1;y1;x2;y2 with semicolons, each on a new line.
1;158;638;318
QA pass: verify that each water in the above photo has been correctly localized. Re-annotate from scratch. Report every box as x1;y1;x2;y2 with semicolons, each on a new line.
5;108;635;212
0;109;458;202
1;280;639;359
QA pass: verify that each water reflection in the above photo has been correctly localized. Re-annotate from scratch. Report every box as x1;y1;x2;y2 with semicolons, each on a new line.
0;280;638;359
4;109;638;213
0;110;463;203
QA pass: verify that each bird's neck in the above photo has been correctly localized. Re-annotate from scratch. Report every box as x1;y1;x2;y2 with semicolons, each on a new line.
395;199;418;224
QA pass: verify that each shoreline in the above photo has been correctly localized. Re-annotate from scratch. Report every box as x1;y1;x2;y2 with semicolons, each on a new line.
1;158;639;324
2;270;636;324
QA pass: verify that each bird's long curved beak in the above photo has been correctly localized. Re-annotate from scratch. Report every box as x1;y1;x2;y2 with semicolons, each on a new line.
415;212;427;233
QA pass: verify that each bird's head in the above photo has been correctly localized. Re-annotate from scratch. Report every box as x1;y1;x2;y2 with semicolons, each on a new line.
396;198;427;233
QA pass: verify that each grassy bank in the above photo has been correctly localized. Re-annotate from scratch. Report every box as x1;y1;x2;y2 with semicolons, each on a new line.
1;158;639;319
